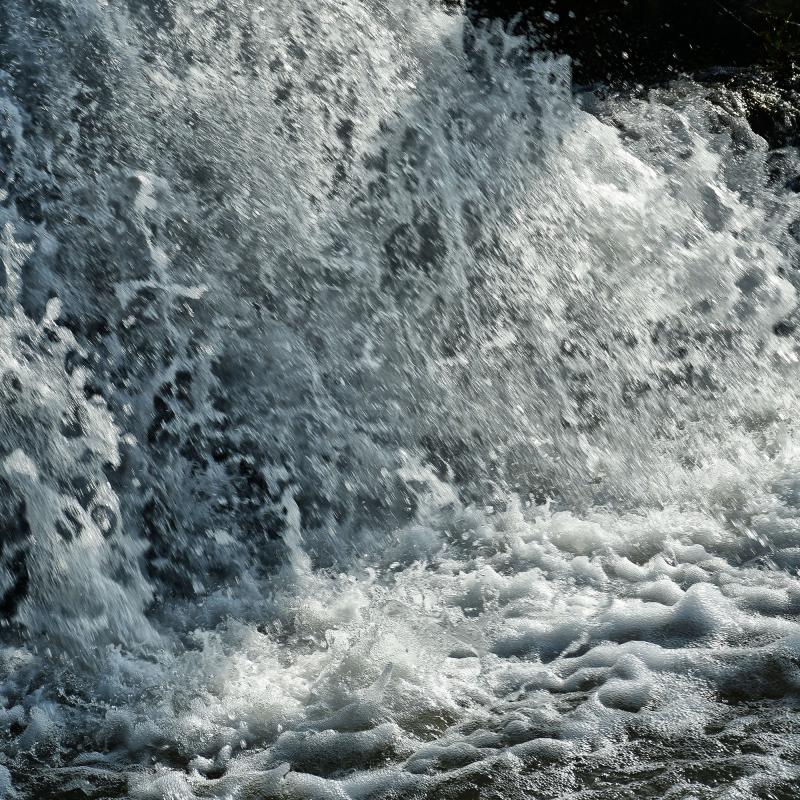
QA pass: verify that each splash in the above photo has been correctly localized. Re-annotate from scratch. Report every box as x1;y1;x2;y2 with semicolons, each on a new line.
1;0;800;797
0;222;153;653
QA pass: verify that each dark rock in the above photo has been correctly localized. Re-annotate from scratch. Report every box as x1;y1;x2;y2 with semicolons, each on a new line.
466;0;800;86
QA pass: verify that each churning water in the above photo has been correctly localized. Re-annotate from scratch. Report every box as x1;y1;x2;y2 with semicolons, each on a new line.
1;0;800;797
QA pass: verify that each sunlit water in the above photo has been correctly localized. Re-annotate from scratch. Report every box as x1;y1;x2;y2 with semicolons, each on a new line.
1;1;800;797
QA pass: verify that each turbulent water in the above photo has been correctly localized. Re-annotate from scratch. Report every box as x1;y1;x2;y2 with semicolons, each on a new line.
1;0;800;797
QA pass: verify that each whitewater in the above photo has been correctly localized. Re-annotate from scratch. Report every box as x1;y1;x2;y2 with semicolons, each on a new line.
1;0;800;797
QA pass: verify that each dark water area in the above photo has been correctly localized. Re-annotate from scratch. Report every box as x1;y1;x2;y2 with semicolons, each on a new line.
1;1;800;798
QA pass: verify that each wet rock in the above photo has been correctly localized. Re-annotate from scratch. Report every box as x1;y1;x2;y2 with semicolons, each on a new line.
700;68;800;148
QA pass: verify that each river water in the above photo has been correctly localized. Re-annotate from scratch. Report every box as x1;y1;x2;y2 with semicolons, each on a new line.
1;1;800;797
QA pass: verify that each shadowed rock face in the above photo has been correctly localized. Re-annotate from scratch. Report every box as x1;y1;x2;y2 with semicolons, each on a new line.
466;0;799;85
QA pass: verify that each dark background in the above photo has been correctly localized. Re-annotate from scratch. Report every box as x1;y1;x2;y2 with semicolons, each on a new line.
465;0;798;84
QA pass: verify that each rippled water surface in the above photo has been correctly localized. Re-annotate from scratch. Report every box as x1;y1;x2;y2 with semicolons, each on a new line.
1;1;800;797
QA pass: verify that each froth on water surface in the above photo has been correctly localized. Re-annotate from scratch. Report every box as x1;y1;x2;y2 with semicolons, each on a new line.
1;0;800;797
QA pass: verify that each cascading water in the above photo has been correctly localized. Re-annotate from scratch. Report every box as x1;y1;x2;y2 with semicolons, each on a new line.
1;0;800;797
